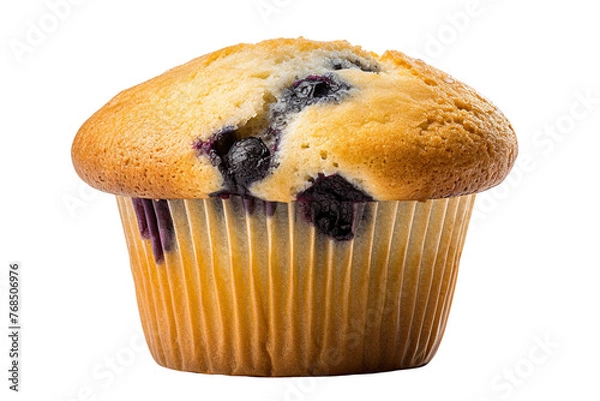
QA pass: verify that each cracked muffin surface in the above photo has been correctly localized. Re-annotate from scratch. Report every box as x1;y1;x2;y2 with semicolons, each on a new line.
71;37;517;202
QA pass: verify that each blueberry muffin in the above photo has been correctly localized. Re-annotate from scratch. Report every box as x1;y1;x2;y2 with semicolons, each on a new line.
72;38;517;376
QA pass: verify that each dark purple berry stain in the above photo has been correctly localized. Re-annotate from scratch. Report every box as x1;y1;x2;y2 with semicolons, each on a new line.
297;174;373;241
264;201;278;217
260;126;281;154
239;197;278;216
131;198;174;263
132;198;150;239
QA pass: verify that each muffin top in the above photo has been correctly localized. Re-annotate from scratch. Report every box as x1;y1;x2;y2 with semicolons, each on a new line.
72;37;517;202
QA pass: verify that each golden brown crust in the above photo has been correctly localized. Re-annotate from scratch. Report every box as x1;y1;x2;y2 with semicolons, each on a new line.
72;37;517;201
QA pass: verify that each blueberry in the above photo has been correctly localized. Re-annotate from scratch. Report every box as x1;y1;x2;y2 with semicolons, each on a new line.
204;136;271;198
293;75;334;98
297;174;373;241
223;137;271;191
279;75;351;115
196;124;273;197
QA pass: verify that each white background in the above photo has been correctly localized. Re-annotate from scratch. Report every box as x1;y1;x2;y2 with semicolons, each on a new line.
1;0;599;400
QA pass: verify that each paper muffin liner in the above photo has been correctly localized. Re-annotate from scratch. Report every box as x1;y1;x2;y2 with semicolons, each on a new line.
116;194;475;376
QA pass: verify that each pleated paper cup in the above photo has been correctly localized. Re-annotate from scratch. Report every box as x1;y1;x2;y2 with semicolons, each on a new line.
116;194;475;376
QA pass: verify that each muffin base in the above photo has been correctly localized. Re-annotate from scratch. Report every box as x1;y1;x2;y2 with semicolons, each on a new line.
116;195;475;376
